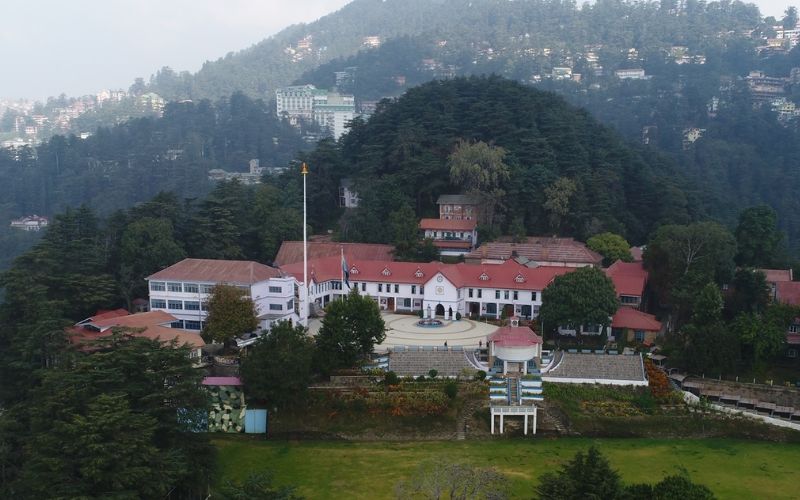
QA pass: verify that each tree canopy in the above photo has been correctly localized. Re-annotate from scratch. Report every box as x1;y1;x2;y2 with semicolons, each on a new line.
315;289;385;374
587;232;633;266
203;284;259;346
538;267;619;336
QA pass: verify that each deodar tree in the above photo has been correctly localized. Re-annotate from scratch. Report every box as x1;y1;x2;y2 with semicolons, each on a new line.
448;140;510;231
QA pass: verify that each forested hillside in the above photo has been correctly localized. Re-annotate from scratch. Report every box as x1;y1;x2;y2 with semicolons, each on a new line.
146;0;763;101
0;93;304;218
279;76;702;245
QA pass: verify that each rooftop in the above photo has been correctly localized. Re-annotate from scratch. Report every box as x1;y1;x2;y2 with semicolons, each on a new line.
488;326;542;347
605;260;648;297
147;258;282;284
466;237;602;265
419;218;477;231
759;268;793;283
68;310;205;349
776;281;800;307
611;307;661;331
274;241;394;267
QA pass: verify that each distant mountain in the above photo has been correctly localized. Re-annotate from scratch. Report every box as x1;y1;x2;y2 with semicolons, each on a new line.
147;0;762;102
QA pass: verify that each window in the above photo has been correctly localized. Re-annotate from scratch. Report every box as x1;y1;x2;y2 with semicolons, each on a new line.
184;320;202;330
184;283;199;293
361;282;366;292
200;284;214;294
504;290;510;300
403;298;411;308
479;273;489;281
533;305;540;316
287;300;294;310
378;284;383;292
621;295;639;304
495;290;501;299
468;288;473;298
532;292;537;301
486;303;497;314
201;302;209;311
150;299;166;309
394;284;399;293
171;320;184;329
420;286;424;294
269;286;282;293
150;281;165;292
635;330;645;343
477;289;482;298
184;301;200;311
269;304;282;311
168;282;182;293
790;324;800;333
583;324;600;333
168;300;183;310
412;285;417;294
386;283;391;293
788;349;798;358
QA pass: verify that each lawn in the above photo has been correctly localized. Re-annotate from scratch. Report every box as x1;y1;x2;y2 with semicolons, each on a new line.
214;437;800;499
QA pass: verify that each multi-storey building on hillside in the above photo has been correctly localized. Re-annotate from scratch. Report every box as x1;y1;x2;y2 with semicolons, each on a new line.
275;84;355;139
146;258;305;331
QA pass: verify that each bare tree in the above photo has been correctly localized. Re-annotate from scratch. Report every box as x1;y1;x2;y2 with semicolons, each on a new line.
395;461;510;500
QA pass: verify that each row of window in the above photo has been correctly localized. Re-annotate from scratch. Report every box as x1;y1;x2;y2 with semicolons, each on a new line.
467;288;537;301
149;281;250;295
170;319;204;331
151;299;206;311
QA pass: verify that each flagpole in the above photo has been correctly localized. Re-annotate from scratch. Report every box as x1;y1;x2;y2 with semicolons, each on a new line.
302;162;309;326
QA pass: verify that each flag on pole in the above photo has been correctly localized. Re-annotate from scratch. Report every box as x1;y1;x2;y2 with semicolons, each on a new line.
341;248;350;290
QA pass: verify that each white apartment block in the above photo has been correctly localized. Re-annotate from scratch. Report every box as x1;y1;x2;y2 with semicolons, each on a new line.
146;259;307;332
276;84;355;139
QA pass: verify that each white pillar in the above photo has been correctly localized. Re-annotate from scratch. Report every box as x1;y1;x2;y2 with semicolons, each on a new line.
524;414;528;435
490;410;495;434
503;360;508;375
500;414;504;434
533;408;537;435
523;361;527;375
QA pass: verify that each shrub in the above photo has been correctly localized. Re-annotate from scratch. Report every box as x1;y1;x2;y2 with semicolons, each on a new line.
475;370;487;381
384;371;399;386
416;375;426;382
443;381;459;399
417;309;424;318
455;312;462;320
428;369;438;379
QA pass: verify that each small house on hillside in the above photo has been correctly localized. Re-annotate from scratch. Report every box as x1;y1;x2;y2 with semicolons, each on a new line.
419;218;478;256
436;194;480;221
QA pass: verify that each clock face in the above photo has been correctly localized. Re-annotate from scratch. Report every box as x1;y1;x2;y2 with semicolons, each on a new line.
435;286;444;295
436;275;443;283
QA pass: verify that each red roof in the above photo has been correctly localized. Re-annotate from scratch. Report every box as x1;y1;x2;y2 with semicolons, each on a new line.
281;256;573;290
759;268;793;283
68;311;204;349
466;237;602;265
147;258;282;284
612;307;661;331
488;326;543;347
432;240;473;249
605;260;648;297
787;333;800;345
419;218;477;231
273;241;395;266
776;281;800;307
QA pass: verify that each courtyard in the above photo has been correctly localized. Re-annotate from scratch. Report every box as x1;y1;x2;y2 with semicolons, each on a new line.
376;313;498;350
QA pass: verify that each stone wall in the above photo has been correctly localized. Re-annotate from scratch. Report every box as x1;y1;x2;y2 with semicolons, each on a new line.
685;377;800;407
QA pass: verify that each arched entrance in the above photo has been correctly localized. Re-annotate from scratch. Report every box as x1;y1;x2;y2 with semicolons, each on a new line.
435;304;445;317
448;306;453;319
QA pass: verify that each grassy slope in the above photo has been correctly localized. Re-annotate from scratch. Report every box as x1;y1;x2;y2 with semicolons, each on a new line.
214;437;800;499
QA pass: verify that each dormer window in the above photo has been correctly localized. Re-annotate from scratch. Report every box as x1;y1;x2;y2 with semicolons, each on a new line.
350;266;359;275
479;272;490;281
414;269;424;278
382;268;392;276
514;274;525;283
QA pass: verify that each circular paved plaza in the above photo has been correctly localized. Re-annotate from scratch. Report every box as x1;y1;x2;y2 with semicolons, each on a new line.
377;313;498;349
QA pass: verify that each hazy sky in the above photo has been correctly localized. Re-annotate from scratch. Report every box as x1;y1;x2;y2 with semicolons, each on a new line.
0;0;794;101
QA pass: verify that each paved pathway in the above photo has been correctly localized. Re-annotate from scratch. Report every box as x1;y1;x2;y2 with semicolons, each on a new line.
377;313;498;350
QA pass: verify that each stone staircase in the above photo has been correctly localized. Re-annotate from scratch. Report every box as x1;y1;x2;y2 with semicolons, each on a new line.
456;397;484;440
508;376;521;406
